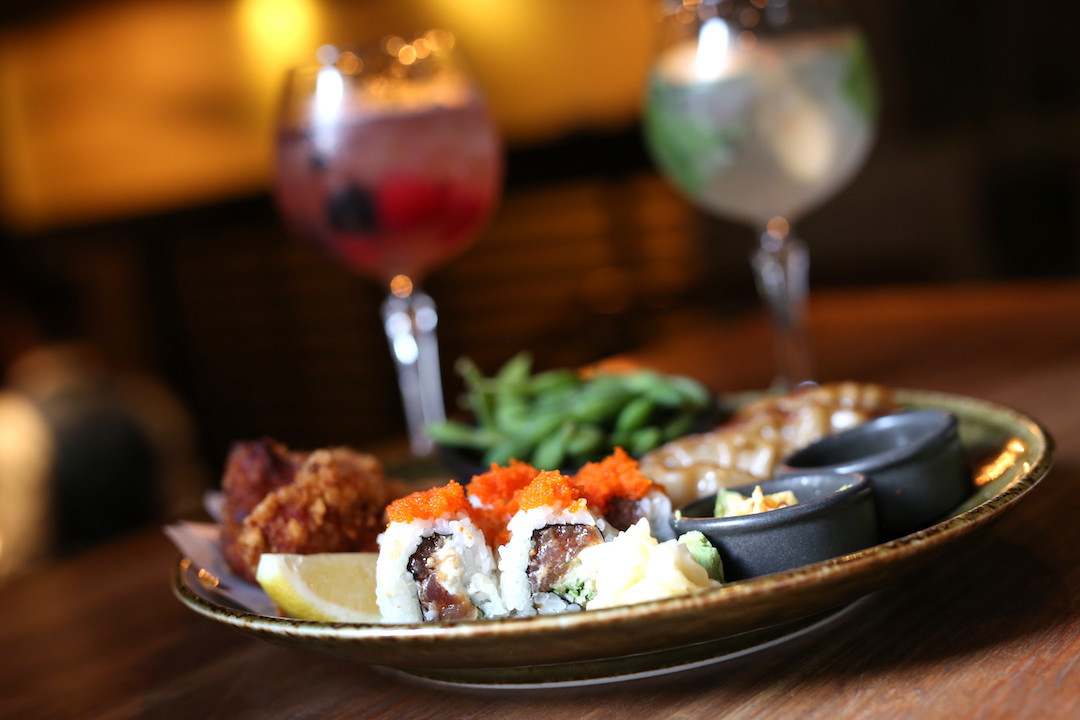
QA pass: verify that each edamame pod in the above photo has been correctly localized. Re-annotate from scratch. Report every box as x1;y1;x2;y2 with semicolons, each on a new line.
628;426;663;456
429;352;712;469
613;396;657;435
531;422;574;470
565;423;605;460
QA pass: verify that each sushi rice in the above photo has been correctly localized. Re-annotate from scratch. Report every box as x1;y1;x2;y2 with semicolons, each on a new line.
497;503;615;617
376;513;506;623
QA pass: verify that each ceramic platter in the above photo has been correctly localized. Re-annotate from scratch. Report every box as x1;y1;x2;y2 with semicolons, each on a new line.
172;389;1053;687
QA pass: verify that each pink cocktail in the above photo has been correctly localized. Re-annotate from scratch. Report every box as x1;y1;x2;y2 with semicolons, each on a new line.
275;99;500;284
273;36;502;454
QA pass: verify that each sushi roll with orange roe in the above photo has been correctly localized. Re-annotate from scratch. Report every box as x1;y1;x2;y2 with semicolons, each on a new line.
571;447;675;540
497;470;614;617
466;460;538;549
376;480;506;623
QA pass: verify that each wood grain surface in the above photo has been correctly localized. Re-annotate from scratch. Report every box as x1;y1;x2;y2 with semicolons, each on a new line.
2;280;1078;719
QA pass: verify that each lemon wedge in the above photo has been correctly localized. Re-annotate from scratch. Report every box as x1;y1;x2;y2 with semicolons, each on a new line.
255;552;382;623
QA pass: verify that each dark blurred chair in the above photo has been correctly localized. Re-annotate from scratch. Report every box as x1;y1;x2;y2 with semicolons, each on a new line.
0;250;207;581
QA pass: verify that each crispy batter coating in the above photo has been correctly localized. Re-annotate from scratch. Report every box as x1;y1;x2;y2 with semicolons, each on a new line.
220;438;305;524
220;439;396;583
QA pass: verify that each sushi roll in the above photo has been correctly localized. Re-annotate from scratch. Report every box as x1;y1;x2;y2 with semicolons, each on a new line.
376;481;506;623
497;471;614;617
572;447;675;541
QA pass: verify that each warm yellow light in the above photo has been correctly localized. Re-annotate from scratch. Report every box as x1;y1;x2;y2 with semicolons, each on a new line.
424;29;456;53
238;0;318;53
423;0;652;142
974;439;1027;487
338;51;362;75
766;216;790;239
235;0;321;103
412;38;432;59
390;274;415;298
397;44;418;66
384;35;406;56
233;0;322;180
198;567;222;589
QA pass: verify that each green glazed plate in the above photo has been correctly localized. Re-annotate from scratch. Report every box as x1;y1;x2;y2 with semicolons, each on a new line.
172;389;1053;687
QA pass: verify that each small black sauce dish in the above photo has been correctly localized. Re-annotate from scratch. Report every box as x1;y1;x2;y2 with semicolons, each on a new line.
672;473;878;582
776;409;972;539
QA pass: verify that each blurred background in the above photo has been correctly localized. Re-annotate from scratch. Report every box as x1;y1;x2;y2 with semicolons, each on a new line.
0;0;1077;570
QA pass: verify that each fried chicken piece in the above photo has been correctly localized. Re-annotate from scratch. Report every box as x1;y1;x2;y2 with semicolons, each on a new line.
220;438;306;524
220;440;395;583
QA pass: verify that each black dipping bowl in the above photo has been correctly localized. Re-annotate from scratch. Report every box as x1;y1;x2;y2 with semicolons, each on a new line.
672;473;878;582
776;410;972;539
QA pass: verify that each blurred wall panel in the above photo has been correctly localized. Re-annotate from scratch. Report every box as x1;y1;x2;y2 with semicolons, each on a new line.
1;1;260;230
0;0;1076;469
0;0;655;231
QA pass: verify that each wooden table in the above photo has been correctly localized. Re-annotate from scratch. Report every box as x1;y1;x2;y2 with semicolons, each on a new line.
2;280;1078;719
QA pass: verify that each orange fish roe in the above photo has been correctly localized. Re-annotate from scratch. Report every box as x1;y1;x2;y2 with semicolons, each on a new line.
467;460;540;548
514;470;586;513
386;480;470;524
467;460;539;509
571;447;653;515
469;507;507;550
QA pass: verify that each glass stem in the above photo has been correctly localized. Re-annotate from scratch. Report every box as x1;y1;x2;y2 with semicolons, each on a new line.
751;225;813;389
381;287;445;456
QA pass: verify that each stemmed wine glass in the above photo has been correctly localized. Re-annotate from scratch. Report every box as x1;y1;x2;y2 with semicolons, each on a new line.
273;31;502;455
643;0;878;387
